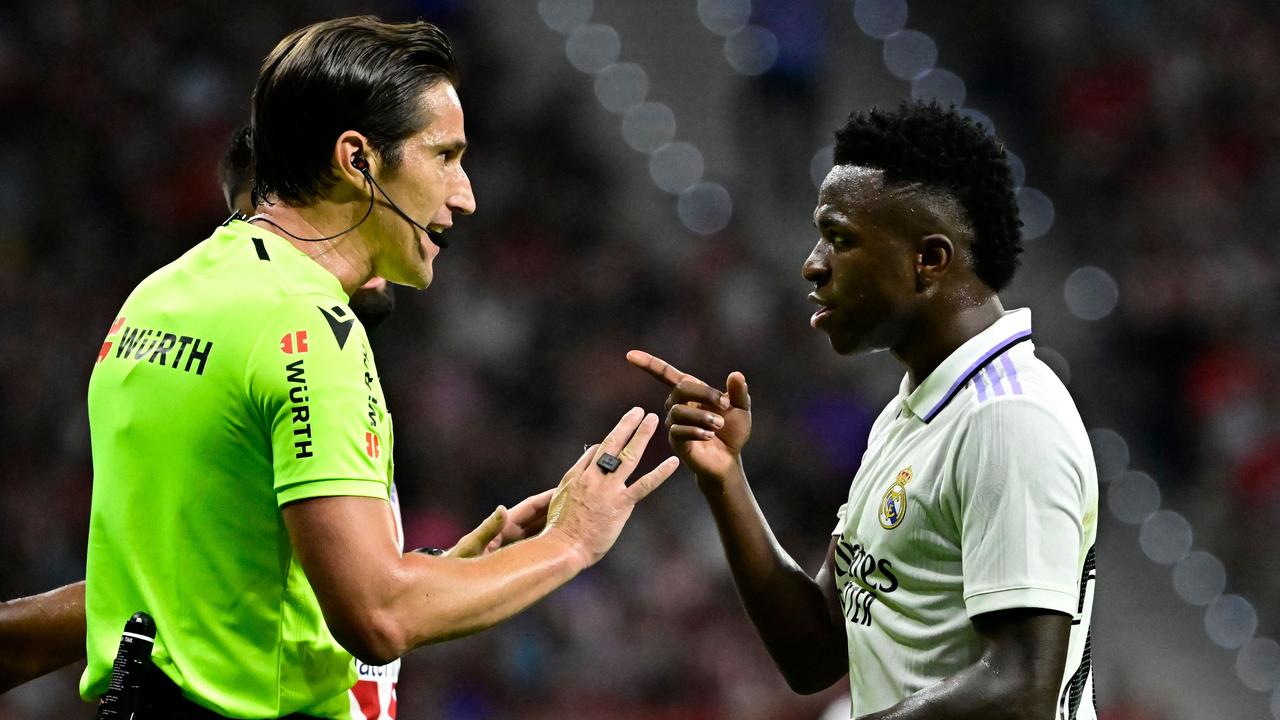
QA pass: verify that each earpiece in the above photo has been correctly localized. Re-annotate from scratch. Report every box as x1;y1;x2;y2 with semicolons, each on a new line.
250;148;446;248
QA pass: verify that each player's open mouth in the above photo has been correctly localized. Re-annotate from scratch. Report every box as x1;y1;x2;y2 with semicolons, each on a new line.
808;294;836;328
810;307;835;328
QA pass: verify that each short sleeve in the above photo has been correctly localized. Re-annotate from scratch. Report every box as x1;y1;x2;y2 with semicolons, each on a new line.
832;503;848;536
952;398;1086;618
245;296;389;506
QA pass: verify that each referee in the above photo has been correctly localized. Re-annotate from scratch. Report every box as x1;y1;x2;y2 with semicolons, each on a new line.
630;103;1097;720
81;16;676;719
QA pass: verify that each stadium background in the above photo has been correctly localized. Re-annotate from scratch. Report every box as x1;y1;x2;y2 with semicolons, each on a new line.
1;0;1277;718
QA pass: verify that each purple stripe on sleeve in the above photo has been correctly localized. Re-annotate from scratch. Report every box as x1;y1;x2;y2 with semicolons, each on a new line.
973;372;988;402
983;364;1006;396
921;329;1032;422
999;353;1023;395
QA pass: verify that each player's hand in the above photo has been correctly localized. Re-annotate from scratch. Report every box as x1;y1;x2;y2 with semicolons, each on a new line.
445;489;556;558
542;407;679;567
625;350;752;483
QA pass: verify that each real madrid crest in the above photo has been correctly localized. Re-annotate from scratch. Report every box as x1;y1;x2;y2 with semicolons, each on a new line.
878;466;912;530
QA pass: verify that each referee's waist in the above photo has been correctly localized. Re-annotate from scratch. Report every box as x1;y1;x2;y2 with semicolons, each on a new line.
142;664;325;720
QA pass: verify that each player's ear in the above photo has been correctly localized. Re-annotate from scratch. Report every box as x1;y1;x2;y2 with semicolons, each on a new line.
916;233;954;291
333;131;373;191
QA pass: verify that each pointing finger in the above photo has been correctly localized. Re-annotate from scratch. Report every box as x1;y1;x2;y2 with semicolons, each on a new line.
626;350;688;388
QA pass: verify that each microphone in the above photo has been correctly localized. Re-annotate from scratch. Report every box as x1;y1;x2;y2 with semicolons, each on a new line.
249;152;448;248
355;158;450;249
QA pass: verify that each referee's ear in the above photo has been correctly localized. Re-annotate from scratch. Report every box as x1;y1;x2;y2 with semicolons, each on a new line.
915;233;955;292
333;131;374;194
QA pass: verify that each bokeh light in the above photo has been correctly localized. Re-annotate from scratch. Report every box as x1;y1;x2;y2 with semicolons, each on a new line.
724;25;779;76
853;0;908;39
1017;186;1055;239
649;142;705;194
1064;266;1120;321
1206;595;1258;650
1108;470;1160;524
538;0;593;33
1237;638;1280;692
1139;510;1193;565
565;24;620;73
1006;150;1026;189
1172;551;1227;606
594;62;648;113
697;0;752;37
910;68;966;107
882;29;937;80
678;182;733;235
1087;428;1129;481
622;102;677;153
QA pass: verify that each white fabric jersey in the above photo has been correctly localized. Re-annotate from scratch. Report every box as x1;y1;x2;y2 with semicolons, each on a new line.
831;308;1097;719
348;482;404;720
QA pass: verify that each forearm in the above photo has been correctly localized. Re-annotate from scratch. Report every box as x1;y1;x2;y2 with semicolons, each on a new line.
698;461;845;692
860;609;1069;720
367;532;586;660
0;581;86;692
859;658;1054;720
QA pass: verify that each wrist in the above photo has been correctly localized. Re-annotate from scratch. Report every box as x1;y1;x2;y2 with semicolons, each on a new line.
695;457;745;496
539;527;593;573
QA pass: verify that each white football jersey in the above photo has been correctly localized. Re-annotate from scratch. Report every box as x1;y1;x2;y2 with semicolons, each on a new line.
831;308;1097;719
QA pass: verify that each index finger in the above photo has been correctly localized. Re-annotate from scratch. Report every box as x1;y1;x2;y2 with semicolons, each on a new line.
626;350;692;388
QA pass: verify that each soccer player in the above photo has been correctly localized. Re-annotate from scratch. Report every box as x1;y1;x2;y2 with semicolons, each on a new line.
82;16;676;719
629;102;1097;720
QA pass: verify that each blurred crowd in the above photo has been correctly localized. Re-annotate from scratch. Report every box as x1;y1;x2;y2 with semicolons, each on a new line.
1;0;1276;718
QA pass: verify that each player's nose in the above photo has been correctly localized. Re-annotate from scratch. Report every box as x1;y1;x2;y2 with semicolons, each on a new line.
802;242;829;286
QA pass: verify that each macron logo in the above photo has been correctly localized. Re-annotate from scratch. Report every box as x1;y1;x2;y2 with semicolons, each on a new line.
318;305;354;349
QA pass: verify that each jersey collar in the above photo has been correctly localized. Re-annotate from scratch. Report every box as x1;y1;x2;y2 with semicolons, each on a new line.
900;308;1033;423
224;219;350;303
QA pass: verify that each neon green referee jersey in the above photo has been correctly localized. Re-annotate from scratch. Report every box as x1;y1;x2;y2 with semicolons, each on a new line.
81;219;394;719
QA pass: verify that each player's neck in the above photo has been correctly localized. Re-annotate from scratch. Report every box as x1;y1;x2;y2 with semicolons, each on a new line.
894;293;1005;391
249;202;374;297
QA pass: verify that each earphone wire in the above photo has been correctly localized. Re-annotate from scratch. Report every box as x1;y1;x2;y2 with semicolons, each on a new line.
246;172;376;243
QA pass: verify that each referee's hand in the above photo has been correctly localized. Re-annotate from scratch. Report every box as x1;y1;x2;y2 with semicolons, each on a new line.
542;407;679;568
625;350;752;485
444;488;555;558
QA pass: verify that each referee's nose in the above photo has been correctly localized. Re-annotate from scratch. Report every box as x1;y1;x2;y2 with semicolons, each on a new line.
447;166;476;217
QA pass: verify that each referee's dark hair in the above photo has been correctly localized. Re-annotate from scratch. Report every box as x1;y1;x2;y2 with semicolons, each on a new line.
217;125;254;211
833;101;1023;292
251;16;458;207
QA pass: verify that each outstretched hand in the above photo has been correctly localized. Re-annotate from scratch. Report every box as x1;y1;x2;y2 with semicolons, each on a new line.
625;350;752;483
543;407;680;567
445;489;555;559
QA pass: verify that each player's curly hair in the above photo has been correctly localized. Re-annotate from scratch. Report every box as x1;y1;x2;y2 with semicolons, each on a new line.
833;101;1023;291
